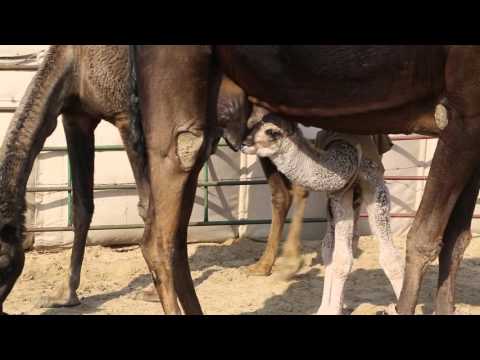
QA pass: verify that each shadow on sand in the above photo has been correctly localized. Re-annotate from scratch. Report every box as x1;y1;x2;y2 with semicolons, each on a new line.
40;238;480;315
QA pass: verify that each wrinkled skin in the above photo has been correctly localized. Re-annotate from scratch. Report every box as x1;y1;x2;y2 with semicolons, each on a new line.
132;45;480;315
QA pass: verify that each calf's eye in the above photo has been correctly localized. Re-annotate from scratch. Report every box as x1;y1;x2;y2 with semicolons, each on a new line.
266;129;281;139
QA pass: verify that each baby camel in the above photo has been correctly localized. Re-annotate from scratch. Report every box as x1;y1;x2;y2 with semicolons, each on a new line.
241;112;404;315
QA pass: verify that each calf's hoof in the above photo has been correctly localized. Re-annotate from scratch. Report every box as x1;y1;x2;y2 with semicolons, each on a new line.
245;262;272;277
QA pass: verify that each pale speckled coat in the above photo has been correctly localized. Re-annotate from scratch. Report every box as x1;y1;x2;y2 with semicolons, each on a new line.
243;116;404;315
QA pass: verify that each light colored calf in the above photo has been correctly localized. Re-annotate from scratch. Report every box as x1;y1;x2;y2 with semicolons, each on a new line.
242;112;404;315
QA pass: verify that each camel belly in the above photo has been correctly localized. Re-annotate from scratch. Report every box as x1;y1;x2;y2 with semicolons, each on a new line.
217;45;446;118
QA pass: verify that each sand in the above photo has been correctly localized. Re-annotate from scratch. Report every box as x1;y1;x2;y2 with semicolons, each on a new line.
4;235;480;315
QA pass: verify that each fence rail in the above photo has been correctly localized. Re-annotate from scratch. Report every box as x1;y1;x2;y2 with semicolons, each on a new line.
21;134;437;233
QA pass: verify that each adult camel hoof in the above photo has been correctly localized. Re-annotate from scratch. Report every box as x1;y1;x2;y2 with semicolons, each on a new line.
245;262;272;277
276;256;304;281
132;284;160;303
38;292;81;308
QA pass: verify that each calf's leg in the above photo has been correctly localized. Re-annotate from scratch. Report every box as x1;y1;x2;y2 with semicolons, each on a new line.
317;189;354;315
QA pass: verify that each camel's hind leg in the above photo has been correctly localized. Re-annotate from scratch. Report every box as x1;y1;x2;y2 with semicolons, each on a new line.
40;113;99;308
435;165;480;315
397;133;480;314
360;163;404;299
278;184;309;280
317;188;354;315
247;157;293;276
397;46;480;314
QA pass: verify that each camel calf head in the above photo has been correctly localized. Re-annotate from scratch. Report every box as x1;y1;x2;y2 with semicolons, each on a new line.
241;112;298;157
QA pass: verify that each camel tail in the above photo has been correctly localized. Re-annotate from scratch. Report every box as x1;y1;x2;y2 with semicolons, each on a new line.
128;45;147;165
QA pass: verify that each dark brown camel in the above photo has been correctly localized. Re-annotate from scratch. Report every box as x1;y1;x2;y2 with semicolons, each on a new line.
130;45;480;315
0;45;289;312
0;45;153;311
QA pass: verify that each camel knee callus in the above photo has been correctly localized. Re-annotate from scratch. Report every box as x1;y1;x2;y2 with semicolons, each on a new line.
176;131;205;170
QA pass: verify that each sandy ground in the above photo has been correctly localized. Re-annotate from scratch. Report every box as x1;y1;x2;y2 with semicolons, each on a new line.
4;235;480;315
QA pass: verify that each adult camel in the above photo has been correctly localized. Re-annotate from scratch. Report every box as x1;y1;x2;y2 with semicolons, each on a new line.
130;45;480;315
0;45;152;311
0;44;280;312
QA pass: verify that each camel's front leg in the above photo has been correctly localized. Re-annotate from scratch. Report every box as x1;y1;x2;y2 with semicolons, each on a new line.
134;45;216;315
39;113;99;308
317;189;354;315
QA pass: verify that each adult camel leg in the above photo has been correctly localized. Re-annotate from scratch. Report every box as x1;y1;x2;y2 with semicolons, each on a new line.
134;45;216;315
247;157;293;276
40;114;99;308
317;188;354;315
278;184;309;280
0;46;73;313
397;132;480;314
397;46;480;314
115;116;150;223
435;165;480;315
113;116;159;303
